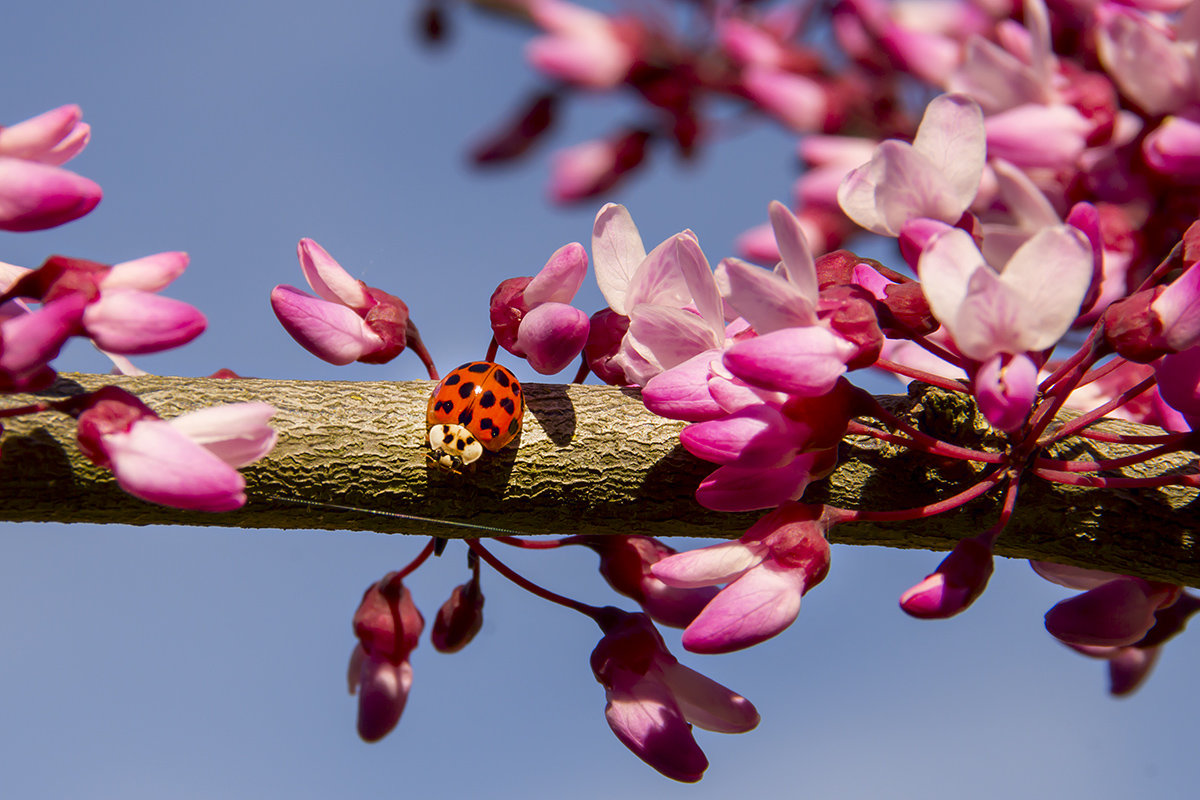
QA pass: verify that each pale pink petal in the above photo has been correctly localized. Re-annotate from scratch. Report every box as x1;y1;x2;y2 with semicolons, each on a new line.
723;327;855;395
742;67;829;132
985;104;1090;170
82;289;207;355
952;267;1026;360
1143;115;1200;180
168;402;278;468
1000;225;1093;350
625;233;694;312
658;662;760;733
102;251;189;291
717;257;817;333
297;238;370;309
949;36;1045;112
0;157;101;232
911;94;986;209
270;284;383;365
626;305;722;374
681;562;807;653
104;419;247;511
651;540;765;588
837;153;890;234
874;141;970;233
603;671;707;782
524;242;588;305
1096;9;1192;116
0;105;84;163
592;203;646;315
768;201;819;301
918;227;988;330
674;234;724;339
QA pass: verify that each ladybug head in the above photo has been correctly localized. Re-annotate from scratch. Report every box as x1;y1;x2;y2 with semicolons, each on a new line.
428;423;484;470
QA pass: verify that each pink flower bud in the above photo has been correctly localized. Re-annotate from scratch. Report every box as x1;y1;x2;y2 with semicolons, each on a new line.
431;573;485;653
470;91;559;164
548;129;651;203
900;536;994;619
584;308;633;386
0;158;102;232
1045;577;1177;647
0;292;86;391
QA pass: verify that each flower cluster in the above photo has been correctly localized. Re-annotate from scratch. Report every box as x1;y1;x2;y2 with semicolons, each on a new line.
0;106;277;510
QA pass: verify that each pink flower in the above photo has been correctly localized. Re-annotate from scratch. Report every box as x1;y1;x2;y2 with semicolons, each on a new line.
837;93;985;237
0;105;100;232
0;252;207;356
917;224;1093;429
574;536;719;628
489;242;590;375
271;239;435;376
1095;6;1196;116
590;610;759;782
526;0;639;89
652;502;832;653
0;292;87;391
72;386;276;511
349;573;424;742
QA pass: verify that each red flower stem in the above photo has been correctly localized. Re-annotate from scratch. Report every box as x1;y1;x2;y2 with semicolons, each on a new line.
571;354;591;384
874;358;968;392
1037;330;1102;394
1067;354;1127;391
846;419;1005;463
492;535;586;549
1034;441;1187;473
830;467;1008;524
1032;468;1200;489
1039;376;1156;446
468;539;605;620
1134;239;1184;293
1073;429;1187;446
395;538;438;580
0;401;51;418
485;336;499;363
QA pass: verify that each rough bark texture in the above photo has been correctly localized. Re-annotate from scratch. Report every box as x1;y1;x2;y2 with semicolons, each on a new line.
2;373;1198;586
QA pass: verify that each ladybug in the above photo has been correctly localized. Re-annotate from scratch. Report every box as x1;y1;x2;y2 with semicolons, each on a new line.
426;361;524;470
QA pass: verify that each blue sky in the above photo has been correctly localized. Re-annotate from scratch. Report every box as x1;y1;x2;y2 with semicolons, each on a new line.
2;2;1198;797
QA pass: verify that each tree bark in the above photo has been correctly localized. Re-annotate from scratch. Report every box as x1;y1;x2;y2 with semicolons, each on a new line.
2;373;1198;586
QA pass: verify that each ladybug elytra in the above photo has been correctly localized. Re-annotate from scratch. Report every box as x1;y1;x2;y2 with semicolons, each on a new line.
426;361;524;470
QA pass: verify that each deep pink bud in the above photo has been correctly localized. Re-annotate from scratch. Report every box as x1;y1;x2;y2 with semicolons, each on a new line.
816;284;882;369
353;573;424;665
549;129;650;203
1102;288;1166;362
489;276;533;356
900;536;994;619
72;386;159;468
578;536;719;628
0;158;101;232
585;308;633;385
0;292;87;391
471;92;559;164
358;286;412;364
1045;577;1177;647
431;573;485;653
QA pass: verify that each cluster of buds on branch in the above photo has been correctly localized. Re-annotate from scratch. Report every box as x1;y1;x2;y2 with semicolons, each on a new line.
0;106;278;511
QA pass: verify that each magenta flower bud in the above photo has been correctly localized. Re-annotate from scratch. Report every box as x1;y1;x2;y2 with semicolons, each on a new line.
590;610;758;783
82;289;207;355
548;129;650;203
1044;576;1177;647
816;284;883;369
470;91;558;164
584;308;632;386
489;242;589;374
577;536;719;629
350;646;414;743
0;158;101;232
526;0;639;89
431;573;485;654
0;292;87;391
879;281;937;336
1102;288;1167;362
349;573;423;742
974;352;1038;432
900;536;994;619
1143;116;1200;180
723;326;857;396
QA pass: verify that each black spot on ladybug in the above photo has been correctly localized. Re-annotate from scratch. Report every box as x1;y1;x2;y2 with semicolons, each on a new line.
466;436;476;445
455;440;465;451
458;408;473;425
507;418;520;435
444;373;461;386
499;397;515;414
480;390;496;408
457;381;476;399
511;381;522;396
435;400;455;414
492;370;510;387
442;433;454;445
467;362;491;373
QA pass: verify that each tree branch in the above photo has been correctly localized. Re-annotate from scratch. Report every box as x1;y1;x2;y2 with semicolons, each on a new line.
3;373;1199;586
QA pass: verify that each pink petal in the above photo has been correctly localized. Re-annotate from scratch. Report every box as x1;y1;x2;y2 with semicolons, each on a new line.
741;67;829;132
1030;561;1127;591
591;203;646;315
103;419;248;511
1152;261;1200;351
918;227;988;331
873;140;971;234
102;252;189;292
974;352;1038;432
167;402;278;468
1108;646;1160;697
1143;115;1200;180
1044;578;1162;647
524;242;588;305
0;157;101;232
0;105;85;163
82;289;207;355
681;562;807;653
768;201;819;301
625;233;695;312
1000;225;1093;351
679;404;795;468
674;233;724;339
626;305;722;376
603;671;708;783
270;284;382;365
641;351;725;422
515;301;589;374
658;661;760;733
911;94;986;212
651;540;765;588
837;154;890;234
952;267;1025;360
0;292;86;376
297;238;370;309
722;326;854;395
985;104;1090;170
355;656;413;743
716;257;817;334
694;456;817;512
